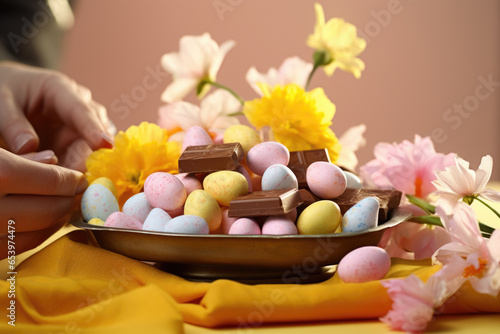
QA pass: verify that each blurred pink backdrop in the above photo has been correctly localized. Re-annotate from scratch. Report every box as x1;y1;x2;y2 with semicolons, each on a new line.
61;0;500;179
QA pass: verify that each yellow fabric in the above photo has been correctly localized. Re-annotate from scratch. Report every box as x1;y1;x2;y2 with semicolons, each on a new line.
0;230;498;334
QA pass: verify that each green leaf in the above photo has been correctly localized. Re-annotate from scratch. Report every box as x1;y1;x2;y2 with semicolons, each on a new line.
196;79;209;96
406;194;436;214
409;215;443;227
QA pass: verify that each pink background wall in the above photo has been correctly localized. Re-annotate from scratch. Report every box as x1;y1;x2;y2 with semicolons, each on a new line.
61;0;500;179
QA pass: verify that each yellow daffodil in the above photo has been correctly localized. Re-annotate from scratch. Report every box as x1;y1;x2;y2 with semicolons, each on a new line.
307;3;366;79
86;122;181;206
243;83;341;162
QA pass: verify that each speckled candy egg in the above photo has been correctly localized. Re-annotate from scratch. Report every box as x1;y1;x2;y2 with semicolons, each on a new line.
142;208;172;232
246;142;290;176
261;164;298;191
163;215;209;235
144;172;187;211
306;162;347;199
203;171;249;206
228;218;261;235
297;200;341;235
344;171;363;189
342;197;380;233
262;216;298;235
88;218;105;226
220;208;238;234
182;126;214;152
104;212;142;230
337;246;391;283
81;184;120;222
184;190;222;232
223;124;262;154
174;173;203;196
91;177;118;200
122;192;153;223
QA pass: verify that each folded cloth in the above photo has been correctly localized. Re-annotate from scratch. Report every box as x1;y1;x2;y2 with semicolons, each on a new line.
0;230;499;334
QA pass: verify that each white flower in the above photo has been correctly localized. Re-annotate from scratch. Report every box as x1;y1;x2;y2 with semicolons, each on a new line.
245;57;313;95
336;124;366;171
160;33;235;103
432;155;500;213
158;89;240;142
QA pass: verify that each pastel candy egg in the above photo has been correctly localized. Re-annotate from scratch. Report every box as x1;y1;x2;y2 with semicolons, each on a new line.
203;171;249;206
88;218;105;226
122;192;153;223
81;184;120;222
91;177;118;200
163;215;209;235
261;164;298;191
182;126;214;152
297;200;341;235
237;165;253;192
228;218;261;235
213;133;224;144
174;173;203;196
223;124;262;154
221;208;238;234
166;206;184;218
143;208;172;232
342;197;380;233
144;172;186;211
262;216;298;235
344;171;363;189
246;142;290;176
306;162;347;199
337;246;391;283
104;212;142;230
184;190;222;232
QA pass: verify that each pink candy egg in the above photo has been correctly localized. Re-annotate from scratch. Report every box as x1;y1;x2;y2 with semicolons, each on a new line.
262;216;298;235
144;172;187;211
237;165;253;192
246;142;290;176
122;192;153;223
228;218;261;235
104;212;142;230
143;208;172;232
182;126;214;152
174;173;203;196
306;161;347;199
164;215;209;235
220;208;238;234
261;164;298;191
337;246;391;283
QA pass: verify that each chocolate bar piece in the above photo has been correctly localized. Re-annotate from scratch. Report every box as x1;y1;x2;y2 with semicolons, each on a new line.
332;188;402;222
228;189;303;217
178;143;244;174
288;149;331;188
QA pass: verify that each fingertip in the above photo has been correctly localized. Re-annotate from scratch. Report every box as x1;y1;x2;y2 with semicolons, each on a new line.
14;133;39;154
75;176;88;195
100;132;114;149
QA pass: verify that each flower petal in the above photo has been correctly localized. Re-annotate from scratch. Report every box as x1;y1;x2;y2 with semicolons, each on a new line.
160;78;198;103
474;155;493;191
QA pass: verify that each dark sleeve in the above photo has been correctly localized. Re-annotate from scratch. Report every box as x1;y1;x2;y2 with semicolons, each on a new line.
0;0;74;69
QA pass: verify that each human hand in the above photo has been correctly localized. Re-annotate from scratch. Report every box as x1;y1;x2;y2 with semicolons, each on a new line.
0;61;114;171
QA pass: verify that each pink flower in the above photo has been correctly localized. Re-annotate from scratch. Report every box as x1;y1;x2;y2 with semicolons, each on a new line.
434;202;500;296
245;57;313;95
360;135;455;199
161;33;235;102
432;155;500;213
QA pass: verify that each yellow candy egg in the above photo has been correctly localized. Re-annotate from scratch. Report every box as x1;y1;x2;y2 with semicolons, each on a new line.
223;125;261;154
88;218;105;226
203;171;249;206
184;190;222;232
297;200;341;235
91;177;118;201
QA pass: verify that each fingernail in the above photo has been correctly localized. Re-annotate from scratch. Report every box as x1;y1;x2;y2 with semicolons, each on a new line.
15;133;34;153
75;177;88;195
33;150;57;163
101;132;114;148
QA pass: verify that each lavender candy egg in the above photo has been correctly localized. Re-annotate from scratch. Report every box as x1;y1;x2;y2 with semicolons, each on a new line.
163;215;209;235
262;216;298;235
174;173;203;196
122;192;153;223
337;246;391;283
306;161;347;199
228;218;261;235
261;164;298;191
342;197;380;233
143;208;172;232
246;142;290;176
144;172;187;211
182;126;214;152
104;212;142;230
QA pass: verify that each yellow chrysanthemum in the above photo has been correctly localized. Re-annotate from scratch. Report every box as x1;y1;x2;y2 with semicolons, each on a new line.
243;83;341;162
86;122;181;206
307;3;366;78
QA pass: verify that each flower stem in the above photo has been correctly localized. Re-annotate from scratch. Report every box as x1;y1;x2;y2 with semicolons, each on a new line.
305;63;321;91
207;80;245;106
475;196;500;220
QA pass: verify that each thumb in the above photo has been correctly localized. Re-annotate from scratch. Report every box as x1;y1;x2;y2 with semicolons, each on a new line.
0;90;39;154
